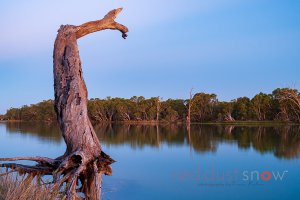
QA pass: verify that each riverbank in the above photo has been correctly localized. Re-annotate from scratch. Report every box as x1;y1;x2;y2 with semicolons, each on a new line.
1;119;299;126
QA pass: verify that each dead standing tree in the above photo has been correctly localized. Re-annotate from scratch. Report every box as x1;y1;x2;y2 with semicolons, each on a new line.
186;88;194;129
0;8;128;200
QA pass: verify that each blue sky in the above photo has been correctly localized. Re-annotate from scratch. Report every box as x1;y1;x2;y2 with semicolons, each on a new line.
0;0;299;114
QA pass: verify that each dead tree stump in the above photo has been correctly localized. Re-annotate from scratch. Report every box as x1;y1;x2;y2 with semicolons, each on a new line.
0;8;128;200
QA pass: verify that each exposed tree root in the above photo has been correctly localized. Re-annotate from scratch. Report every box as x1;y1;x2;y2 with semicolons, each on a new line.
0;152;115;200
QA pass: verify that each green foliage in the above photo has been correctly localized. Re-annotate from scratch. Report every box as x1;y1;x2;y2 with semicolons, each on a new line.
191;93;218;122
3;88;300;123
232;97;251;120
251;93;272;120
272;88;300;122
5;100;55;121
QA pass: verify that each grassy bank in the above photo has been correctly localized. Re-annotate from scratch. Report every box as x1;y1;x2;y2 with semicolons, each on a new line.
0;173;57;200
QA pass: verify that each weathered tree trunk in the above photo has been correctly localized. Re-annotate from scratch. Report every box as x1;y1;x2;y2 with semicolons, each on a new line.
1;8;128;200
54;23;102;166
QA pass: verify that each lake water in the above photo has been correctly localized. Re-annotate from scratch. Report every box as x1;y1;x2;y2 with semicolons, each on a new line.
0;122;300;200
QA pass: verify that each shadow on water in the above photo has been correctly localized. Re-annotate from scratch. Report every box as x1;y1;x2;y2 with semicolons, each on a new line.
2;122;300;159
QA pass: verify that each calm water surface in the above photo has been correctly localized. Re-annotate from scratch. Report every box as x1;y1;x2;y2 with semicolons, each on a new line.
0;122;300;200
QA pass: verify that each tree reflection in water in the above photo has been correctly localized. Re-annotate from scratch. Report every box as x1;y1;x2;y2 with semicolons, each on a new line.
94;124;300;159
3;122;300;159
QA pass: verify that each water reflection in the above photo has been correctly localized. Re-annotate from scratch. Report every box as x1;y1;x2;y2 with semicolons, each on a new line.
3;122;61;143
3;122;300;159
95;124;300;159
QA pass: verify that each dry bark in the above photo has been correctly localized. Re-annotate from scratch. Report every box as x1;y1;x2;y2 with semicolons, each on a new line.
0;8;128;200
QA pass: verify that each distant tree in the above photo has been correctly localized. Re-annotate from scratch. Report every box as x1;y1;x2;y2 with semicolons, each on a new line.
114;98;132;121
218;101;235;121
165;99;186;120
273;88;300;122
232;97;251;120
186;88;194;126
5;108;21;120
4;88;300;123
0;114;4;120
160;104;179;123
251;93;272;121
88;99;108;121
191;92;218;122
105;98;117;121
156;96;161;121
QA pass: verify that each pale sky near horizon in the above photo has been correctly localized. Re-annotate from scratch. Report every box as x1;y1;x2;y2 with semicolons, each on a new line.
0;0;299;114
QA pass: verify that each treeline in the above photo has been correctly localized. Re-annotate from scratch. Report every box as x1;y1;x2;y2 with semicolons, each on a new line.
2;88;300;123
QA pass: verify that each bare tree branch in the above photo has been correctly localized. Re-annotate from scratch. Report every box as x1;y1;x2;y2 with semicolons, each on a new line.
75;8;128;39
